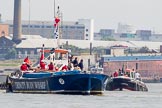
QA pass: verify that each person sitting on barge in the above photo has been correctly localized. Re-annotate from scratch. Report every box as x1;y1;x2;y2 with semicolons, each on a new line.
48;62;55;71
113;70;118;77
20;62;28;71
40;60;47;70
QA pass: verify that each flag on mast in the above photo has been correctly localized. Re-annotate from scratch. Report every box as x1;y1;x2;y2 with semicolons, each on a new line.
54;17;60;39
54;6;60;39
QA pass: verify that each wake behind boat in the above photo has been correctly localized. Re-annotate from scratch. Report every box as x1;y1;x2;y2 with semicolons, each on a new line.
106;69;148;91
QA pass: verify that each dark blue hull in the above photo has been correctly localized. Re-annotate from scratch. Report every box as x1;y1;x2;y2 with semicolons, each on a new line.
8;72;108;95
106;76;148;91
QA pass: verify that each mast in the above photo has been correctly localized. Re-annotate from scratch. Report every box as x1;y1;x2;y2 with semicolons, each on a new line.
28;0;31;35
54;0;55;18
54;1;62;48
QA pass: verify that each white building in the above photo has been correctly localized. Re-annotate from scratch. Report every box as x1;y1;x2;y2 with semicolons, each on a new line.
117;23;135;34
78;19;94;41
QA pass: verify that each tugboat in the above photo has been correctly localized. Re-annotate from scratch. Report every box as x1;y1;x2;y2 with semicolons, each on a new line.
106;69;148;91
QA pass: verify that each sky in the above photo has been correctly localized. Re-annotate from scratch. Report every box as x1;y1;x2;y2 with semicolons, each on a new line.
0;0;162;33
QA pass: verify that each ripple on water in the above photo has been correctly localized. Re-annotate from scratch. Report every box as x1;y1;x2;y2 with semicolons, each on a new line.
0;83;162;108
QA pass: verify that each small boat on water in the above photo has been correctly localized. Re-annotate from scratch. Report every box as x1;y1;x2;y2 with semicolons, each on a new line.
8;71;108;95
106;69;148;91
6;47;108;95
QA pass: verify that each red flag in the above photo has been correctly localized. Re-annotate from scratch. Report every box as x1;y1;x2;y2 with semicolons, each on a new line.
54;18;60;27
55;18;60;24
54;17;60;39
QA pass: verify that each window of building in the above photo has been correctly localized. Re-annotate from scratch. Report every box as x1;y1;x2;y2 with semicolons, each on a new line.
30;50;34;55
46;26;52;28
22;25;28;28
34;25;40;28
77;26;84;29
70;26;75;29
25;51;28;56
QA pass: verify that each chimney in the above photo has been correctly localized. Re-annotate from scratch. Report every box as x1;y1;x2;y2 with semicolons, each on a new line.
0;13;2;23
12;0;22;44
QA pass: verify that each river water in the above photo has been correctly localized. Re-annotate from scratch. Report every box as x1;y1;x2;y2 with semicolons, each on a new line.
0;83;162;108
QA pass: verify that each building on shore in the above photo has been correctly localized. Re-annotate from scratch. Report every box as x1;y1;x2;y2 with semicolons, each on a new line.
0;23;9;37
101;55;162;81
5;19;94;41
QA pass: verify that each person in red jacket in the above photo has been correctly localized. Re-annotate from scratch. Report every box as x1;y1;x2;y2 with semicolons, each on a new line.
40;60;46;70
48;62;54;71
62;65;68;71
20;62;28;71
55;67;59;72
113;70;119;77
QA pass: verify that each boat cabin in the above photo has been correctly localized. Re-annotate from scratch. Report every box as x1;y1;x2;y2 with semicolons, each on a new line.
124;69;135;79
40;48;69;71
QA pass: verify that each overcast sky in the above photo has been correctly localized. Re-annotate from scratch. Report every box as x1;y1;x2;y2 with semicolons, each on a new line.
0;0;162;33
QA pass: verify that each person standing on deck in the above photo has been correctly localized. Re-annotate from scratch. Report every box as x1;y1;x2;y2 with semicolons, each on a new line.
78;59;84;71
68;59;74;70
48;62;54;71
118;69;123;76
135;71;141;80
72;57;78;68
113;70;119;77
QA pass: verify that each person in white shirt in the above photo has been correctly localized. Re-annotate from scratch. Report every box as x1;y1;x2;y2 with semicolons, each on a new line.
135;71;141;80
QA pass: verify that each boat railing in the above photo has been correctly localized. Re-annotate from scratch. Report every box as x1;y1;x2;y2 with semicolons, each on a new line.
90;67;104;74
42;53;68;71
